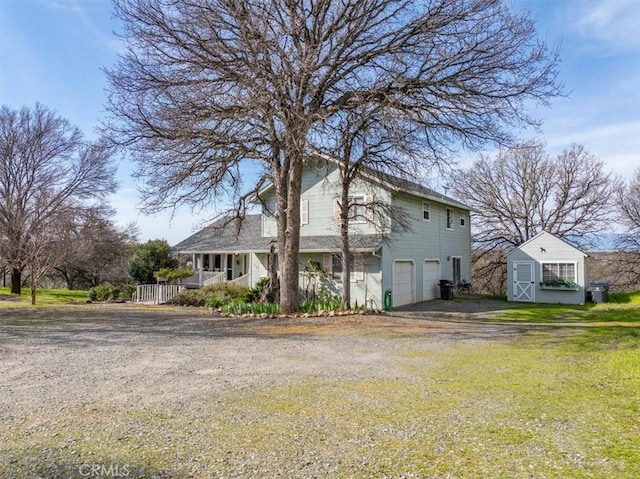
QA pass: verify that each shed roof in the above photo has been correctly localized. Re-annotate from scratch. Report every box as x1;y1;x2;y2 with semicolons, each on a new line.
506;230;587;257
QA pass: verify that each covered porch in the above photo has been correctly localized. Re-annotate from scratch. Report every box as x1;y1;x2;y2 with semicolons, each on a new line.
181;252;253;288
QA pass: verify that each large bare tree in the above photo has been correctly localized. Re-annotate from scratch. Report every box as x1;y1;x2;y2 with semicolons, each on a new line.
104;0;561;312
0;104;117;295
453;141;620;293
53;211;138;289
616;167;640;288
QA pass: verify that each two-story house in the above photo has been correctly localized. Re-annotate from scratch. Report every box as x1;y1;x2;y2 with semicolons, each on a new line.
172;159;471;308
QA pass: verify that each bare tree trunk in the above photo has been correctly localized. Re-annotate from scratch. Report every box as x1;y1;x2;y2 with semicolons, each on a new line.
261;242;279;303
10;268;21;295
29;279;37;305
340;183;351;310
279;158;303;314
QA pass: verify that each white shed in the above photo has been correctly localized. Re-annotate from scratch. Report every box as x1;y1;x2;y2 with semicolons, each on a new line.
506;231;587;305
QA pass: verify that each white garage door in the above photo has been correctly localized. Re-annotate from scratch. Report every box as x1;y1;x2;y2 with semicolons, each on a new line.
423;260;440;301
393;261;415;307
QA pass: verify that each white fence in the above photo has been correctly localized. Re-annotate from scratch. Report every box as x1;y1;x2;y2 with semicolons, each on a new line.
203;272;226;286
134;284;184;304
182;270;225;286
228;273;251;288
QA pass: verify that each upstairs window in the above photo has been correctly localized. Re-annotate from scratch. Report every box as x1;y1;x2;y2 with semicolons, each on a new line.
422;201;430;221
334;194;373;223
446;208;453;229
460;213;466;227
351;195;366;223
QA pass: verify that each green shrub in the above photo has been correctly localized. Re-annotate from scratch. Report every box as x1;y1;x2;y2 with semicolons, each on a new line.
119;283;136;300
223;283;252;302
540;279;578;288
170;289;211;307
88;284;135;302
249;276;279;302
205;290;231;309
221;300;279;315
170;283;252;308
154;267;193;282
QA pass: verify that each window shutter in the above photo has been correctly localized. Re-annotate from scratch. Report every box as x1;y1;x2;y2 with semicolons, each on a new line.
300;199;309;225
364;194;374;221
258;255;268;277
355;253;364;281
323;253;332;274
334;199;341;222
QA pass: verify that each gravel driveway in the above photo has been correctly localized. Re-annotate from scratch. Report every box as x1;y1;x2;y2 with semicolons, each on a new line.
0;303;533;478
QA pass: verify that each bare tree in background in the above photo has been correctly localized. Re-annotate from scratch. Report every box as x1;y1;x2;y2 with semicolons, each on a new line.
0;104;117;296
53;211;138;289
23;210;73;304
104;0;561;312
453;141;620;293
616;167;640;289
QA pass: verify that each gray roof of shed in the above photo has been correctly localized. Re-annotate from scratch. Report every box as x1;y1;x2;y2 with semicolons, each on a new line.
172;214;382;254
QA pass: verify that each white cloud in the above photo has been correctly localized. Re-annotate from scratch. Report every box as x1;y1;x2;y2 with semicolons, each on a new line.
574;0;640;52
45;0;124;54
537;119;640;179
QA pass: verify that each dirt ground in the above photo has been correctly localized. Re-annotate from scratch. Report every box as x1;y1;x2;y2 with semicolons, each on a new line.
0;301;544;478
0;301;527;415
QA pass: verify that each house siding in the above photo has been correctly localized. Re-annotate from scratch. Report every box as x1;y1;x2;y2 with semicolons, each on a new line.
381;192;472;303
298;252;382;309
262;166;390;237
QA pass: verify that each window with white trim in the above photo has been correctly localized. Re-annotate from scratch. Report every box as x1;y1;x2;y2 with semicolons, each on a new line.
335;195;373;224
351;195;366;222
542;262;576;283
460;212;466;227
330;253;364;282
422;201;430;221
446;208;453;229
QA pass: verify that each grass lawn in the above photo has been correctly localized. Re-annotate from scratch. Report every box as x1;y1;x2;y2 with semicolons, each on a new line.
0;287;88;307
1;296;639;477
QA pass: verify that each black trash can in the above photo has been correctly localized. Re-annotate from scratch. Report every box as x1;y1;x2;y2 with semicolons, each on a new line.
587;280;610;303
439;280;454;300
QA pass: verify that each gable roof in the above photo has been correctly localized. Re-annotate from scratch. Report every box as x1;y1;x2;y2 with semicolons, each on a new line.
254;154;470;211
506;230;587;257
172;214;382;254
354;160;469;210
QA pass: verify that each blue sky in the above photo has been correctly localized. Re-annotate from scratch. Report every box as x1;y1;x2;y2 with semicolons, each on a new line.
1;0;639;244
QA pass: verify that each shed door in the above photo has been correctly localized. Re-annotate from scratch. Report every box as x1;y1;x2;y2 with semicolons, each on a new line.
514;261;535;302
422;260;439;301
393;261;415;306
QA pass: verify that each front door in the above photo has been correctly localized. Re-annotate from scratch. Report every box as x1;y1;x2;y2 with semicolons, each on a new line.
514;261;535;302
452;257;461;284
226;255;233;281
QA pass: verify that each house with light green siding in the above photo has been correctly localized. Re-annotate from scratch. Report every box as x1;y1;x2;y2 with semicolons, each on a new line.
172;159;472;309
506;231;588;305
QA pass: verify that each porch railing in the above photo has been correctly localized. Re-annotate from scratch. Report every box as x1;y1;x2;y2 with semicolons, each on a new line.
203;272;226;286
228;273;251;288
134;284;184;304
182;270;225;286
